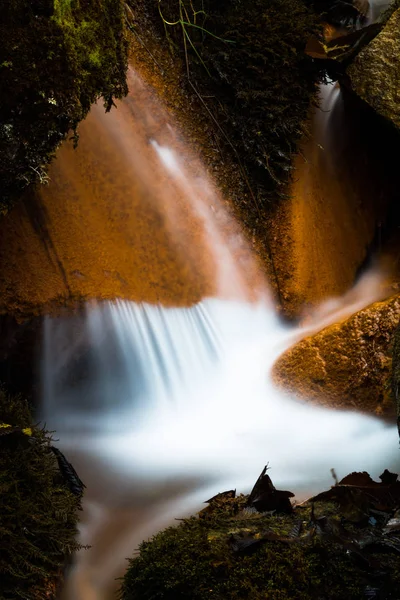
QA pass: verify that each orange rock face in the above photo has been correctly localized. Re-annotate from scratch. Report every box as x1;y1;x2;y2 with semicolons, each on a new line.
273;295;400;419
270;83;400;318
0;74;223;317
0;56;263;319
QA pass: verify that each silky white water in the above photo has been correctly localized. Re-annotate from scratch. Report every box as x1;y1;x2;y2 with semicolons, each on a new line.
43;289;399;599
45;295;398;487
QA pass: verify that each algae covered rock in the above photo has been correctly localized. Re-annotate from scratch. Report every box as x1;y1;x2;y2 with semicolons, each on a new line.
0;0;128;212
347;5;400;130
120;469;400;600
0;387;83;599
273;295;400;417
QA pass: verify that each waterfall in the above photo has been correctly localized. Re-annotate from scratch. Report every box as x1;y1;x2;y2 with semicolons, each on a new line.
44;298;398;600
42;300;221;431
44;297;398;486
43;298;398;600
40;65;398;600
42;300;398;600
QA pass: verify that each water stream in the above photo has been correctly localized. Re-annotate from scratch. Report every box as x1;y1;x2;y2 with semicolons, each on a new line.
45;295;399;600
41;6;399;597
44;296;399;599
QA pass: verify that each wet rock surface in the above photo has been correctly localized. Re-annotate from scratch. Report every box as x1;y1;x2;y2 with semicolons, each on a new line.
0;79;220;317
273;294;400;418
270;83;400;318
347;7;400;129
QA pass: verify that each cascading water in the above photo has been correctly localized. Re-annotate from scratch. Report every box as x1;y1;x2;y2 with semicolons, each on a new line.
44;295;399;599
41;26;398;600
44;298;399;600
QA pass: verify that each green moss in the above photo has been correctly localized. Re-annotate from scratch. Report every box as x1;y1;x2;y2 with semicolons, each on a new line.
0;386;82;599
53;0;73;22
0;0;128;212
88;49;102;68
120;495;399;600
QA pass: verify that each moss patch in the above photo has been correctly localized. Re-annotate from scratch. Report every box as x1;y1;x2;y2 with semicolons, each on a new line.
0;387;82;599
153;0;321;208
120;479;400;599
0;0;128;212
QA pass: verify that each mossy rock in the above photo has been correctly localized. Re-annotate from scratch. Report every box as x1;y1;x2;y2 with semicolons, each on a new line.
379;0;400;23
347;5;400;131
120;490;400;599
0;387;82;599
0;0;128;212
147;0;322;210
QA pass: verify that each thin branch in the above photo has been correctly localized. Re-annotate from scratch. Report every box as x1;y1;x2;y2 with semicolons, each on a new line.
180;21;235;43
